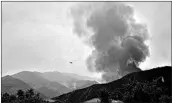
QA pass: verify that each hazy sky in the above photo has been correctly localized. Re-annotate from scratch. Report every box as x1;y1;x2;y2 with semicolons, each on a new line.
2;2;171;78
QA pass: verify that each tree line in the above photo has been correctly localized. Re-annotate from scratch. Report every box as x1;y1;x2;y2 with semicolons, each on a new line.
1;89;50;103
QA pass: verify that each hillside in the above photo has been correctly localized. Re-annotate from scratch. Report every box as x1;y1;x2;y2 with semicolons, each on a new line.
12;71;71;97
2;70;97;99
12;71;50;88
52;66;172;103
45;81;71;94
12;71;95;90
75;80;98;89
42;71;95;88
36;86;60;98
1;75;31;94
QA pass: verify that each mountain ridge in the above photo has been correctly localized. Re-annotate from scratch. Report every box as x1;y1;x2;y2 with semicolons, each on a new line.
2;75;32;94
11;71;72;98
52;66;172;103
2;70;98;98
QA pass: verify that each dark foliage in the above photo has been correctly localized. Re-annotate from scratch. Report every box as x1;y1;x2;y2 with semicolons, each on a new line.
52;66;171;103
97;88;111;103
97;77;172;103
1;89;50;103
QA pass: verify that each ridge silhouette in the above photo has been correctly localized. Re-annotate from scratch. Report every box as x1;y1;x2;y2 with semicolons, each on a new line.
52;66;171;103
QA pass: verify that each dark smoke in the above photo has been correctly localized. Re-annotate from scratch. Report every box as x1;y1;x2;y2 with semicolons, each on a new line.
71;2;150;82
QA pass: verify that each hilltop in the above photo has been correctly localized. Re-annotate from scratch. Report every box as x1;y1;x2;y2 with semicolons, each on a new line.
52;66;172;103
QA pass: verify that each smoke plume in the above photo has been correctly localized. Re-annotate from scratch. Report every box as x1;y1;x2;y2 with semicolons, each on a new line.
70;2;150;82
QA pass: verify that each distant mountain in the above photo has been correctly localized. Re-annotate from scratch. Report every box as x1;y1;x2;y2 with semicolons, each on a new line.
7;70;99;98
42;71;95;89
1;75;31;94
75;80;98;89
12;71;50;88
2;75;47;99
52;66;172;103
36;86;60;98
42;71;77;88
63;72;95;81
45;81;71;94
11;71;71;97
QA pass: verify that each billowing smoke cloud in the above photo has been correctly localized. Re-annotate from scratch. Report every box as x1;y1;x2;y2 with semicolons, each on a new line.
70;2;150;82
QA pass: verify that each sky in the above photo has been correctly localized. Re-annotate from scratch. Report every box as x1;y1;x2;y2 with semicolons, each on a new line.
2;2;171;79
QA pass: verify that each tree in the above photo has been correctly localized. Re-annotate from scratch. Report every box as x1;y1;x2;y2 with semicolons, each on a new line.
10;94;17;102
28;89;34;97
17;89;24;100
2;93;10;103
25;89;34;99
